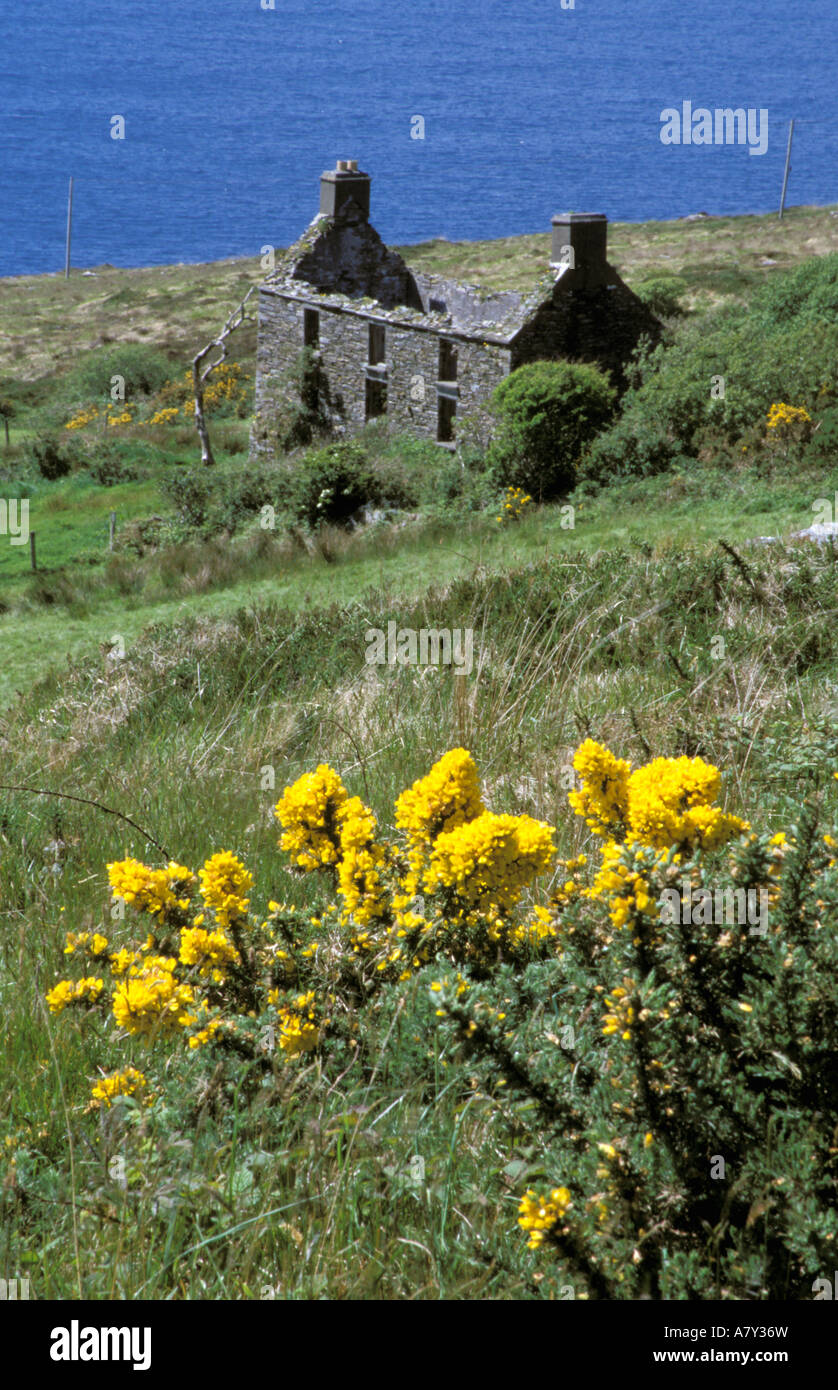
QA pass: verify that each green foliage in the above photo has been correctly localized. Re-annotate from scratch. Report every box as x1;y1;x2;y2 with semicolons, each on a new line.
285;440;379;529
66;344;174;402
804;405;838;465
431;807;838;1299
751;251;838;330
265;347;331;453
487;360;617;500
81;440;144;486
159;466;214;531
586;272;838;482
635;275;688;319
24;432;79;481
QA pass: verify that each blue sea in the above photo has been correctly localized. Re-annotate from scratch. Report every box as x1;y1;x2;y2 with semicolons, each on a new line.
1;0;837;279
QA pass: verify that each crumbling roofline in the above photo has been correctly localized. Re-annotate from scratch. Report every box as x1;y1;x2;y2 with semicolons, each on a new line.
257;284;517;347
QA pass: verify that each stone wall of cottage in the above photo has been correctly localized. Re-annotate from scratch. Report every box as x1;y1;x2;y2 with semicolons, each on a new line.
511;272;661;390
252;288;512;456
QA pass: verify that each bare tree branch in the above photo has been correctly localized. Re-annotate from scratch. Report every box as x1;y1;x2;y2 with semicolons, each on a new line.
191;286;256;466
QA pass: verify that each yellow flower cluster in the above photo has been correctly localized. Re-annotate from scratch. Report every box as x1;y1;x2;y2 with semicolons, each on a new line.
335;798;389;926
588;840;672;929
625;756;746;851
570;740;746;852
275;768;390;926
198;851;253;928
496;486;533;524
89;1067;149;1110
766;402;812;431
396;749;485;846
155;363;249;417
518;1186;573;1249
149;406;180;425
107;859;196;921
422;811;556;913
568;740;631;836
602;980;637;1040
395;749;486;900
64;931;109;957
112;957;195;1038
187;1018;222;1050
179;926;239;980
64;404;134;430
64;405;100;430
45;976;105;1015
275;765;353;871
273;990;322;1055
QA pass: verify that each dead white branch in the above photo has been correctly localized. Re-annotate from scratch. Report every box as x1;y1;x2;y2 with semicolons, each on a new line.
191;286;256;466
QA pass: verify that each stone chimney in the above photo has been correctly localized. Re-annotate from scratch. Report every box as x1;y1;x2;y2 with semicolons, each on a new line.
319;160;371;220
550;212;608;288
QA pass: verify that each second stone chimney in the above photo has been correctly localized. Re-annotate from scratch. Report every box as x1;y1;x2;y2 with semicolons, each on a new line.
319;160;371;221
550;212;608;288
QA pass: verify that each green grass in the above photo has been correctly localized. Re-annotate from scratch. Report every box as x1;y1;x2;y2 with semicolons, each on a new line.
0;458;832;709
3;208;838;1300
2;527;838;1297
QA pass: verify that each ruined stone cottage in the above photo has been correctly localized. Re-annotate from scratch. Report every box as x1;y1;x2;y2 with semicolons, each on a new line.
250;161;658;456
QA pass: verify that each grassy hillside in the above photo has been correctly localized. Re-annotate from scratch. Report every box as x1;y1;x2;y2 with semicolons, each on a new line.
1;200;838;708
2;536;838;1298
2;205;838;1302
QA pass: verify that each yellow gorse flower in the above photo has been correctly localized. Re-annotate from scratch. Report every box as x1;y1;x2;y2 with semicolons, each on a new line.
45;976;105;1015
112;967;195;1038
198;851;253;928
766;402;812;431
88;1067;149;1109
422;811;556;913
518;1186;573;1248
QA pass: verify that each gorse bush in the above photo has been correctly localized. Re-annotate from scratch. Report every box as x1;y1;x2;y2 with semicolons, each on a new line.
751;251;838;330
487;360;617;501
583;256;838;485
43;742;838;1299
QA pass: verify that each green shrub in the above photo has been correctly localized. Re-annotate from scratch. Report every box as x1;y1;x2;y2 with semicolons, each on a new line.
752;251;838;330
588;292;838;482
635;275;688;319
66;344;173;402
81;441;142;486
487;361;617;500
159;467;214;531
286;440;378;529
24;433;78;481
805;405;838;465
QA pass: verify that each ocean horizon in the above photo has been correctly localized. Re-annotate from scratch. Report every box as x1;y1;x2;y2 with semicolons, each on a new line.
2;0;837;279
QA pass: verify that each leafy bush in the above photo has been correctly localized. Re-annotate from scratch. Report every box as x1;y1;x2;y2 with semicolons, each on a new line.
66;344;173;402
24;433;78;480
587;293;838;482
487;361;617;501
285;440;378;529
43;742;838;1299
751;251;838;330
254;347;331;455
804;405;838;465
160;467;214;531
81;441;142;486
635;275;688;319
